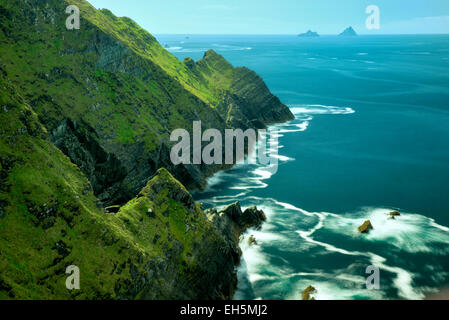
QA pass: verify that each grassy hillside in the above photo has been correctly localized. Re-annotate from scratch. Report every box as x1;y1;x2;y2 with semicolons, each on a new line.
0;0;292;299
0;70;239;299
0;0;292;206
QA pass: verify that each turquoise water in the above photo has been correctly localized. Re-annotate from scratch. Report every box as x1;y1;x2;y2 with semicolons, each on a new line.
157;35;449;300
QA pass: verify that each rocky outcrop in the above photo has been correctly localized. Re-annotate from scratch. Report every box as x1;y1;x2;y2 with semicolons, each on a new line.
113;169;257;300
196;50;294;128
298;30;319;37
302;285;317;300
339;26;357;36
389;211;401;219
51;119;128;206
358;220;373;233
205;202;266;265
248;235;257;246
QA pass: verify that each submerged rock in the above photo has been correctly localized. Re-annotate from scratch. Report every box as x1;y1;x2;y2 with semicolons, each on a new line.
248;235;258;246
302;285;317;300
389;211;401;219
358;220;373;233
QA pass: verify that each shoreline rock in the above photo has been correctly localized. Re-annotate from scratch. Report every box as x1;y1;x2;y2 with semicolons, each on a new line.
389;211;401;219
358;220;373;233
206;202;267;266
248;235;258;246
302;285;317;300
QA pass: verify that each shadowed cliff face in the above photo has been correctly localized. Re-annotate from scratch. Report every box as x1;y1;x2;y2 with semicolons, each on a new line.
51;119;128;206
0;0;293;206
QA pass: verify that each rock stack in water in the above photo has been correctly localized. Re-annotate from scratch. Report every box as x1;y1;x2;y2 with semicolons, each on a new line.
358;220;373;233
302;285;317;300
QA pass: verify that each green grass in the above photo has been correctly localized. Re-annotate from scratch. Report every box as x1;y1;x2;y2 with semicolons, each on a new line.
0;0;289;299
0;75;224;299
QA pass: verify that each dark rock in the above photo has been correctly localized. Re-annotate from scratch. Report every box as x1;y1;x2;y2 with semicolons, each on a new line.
206;202;267;272
220;202;266;231
51;118;128;207
389;211;401;219
105;205;120;214
241;206;267;230
52;240;70;258
248;235;257;246
358;220;373;233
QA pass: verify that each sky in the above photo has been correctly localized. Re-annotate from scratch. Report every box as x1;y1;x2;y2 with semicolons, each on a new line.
88;0;449;35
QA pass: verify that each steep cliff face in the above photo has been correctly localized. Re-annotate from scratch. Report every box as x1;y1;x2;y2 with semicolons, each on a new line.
0;0;288;300
0;0;293;206
0;63;267;300
50;118;128;206
205;202;267;265
195;50;294;127
0;73;257;298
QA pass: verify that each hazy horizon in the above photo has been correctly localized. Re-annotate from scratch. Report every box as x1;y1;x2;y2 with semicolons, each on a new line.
88;0;449;35
153;32;449;36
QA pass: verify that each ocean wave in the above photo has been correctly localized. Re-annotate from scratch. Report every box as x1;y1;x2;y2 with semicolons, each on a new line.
213;44;253;51
290;104;355;115
166;46;183;51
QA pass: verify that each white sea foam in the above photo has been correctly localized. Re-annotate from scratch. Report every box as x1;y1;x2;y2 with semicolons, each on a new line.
166;46;183;51
290;104;355;115
324;208;449;254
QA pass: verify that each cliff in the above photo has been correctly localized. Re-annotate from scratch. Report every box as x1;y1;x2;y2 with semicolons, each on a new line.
0;0;293;206
0;73;262;298
0;0;287;299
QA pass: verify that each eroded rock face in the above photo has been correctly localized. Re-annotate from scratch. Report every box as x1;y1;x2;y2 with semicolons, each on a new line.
51;119;128;206
205;202;267;266
117;169;245;299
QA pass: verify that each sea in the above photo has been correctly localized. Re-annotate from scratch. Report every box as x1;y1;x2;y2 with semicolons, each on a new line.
156;34;449;300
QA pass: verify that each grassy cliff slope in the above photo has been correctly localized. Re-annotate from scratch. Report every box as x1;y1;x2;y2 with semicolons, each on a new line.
0;0;292;299
0;0;293;207
0;70;241;299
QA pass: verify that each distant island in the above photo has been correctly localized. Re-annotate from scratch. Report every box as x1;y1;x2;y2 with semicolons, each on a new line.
339;26;357;36
298;30;319;38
